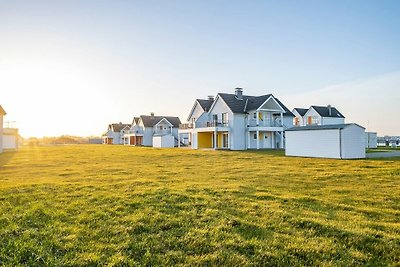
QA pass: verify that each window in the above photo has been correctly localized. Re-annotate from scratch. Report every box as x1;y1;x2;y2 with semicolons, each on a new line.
222;113;228;125
253;133;257;139
253;112;257;119
294;117;300;126
222;133;229;148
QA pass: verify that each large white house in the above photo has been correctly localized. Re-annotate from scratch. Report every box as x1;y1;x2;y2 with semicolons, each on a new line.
124;114;181;148
179;88;294;150
0;105;6;153
102;123;131;144
293;105;345;126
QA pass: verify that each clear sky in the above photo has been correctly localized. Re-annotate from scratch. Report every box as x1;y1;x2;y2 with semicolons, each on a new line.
1;0;399;137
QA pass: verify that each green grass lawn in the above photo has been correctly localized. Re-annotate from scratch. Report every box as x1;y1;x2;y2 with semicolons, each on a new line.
0;145;399;266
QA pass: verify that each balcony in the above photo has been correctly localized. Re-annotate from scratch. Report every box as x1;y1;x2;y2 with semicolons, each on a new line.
153;129;173;136
248;119;282;127
179;123;194;129
196;120;229;128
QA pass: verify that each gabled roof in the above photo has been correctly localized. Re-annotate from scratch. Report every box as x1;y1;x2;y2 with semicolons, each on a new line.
216;93;294;116
109;123;130;132
293;108;308;116
286;123;365;131
140;115;181;127
197;99;213;111
311;106;345;118
275;98;295;117
132;117;140;125
0;105;6;115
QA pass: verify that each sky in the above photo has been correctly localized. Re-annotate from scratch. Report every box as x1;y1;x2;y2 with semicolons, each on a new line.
1;0;399;137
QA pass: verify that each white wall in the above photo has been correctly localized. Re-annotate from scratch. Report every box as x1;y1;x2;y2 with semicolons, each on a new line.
322;117;345;125
365;132;378;148
341;125;366;159
282;116;294;129
3;135;18;149
191;132;198;149
190;102;206;122
304;108;322;125
231;114;246;150
153;135;175;148
286;129;341;158
143;127;153;146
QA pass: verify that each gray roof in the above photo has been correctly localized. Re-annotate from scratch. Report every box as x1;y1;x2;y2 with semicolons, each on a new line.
293;108;308;116
217;93;294;116
311;105;345;118
197;99;213;111
286;123;365;131
140;115;181;127
0;105;6;115
109;123;130;132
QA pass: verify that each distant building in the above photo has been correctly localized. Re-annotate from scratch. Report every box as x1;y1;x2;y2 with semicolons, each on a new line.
102;123;130;145
124;114;181;148
292;105;345;126
365;132;378;149
0;105;6;153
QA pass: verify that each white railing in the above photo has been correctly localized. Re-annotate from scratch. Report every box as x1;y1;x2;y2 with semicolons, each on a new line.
248;119;282;127
196;120;229;128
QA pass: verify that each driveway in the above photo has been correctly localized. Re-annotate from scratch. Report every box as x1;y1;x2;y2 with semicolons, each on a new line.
366;151;400;158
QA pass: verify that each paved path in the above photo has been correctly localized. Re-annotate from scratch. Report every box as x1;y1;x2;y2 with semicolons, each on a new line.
366;151;400;158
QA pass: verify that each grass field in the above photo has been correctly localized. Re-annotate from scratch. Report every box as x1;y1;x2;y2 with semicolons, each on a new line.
0;145;399;266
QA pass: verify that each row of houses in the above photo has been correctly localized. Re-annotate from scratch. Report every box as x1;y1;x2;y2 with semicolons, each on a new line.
102;88;372;158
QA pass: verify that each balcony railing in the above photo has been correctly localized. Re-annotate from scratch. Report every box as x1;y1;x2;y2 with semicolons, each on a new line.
248;119;283;127
179;123;194;129
153;129;172;136
127;130;143;135
197;120;229;128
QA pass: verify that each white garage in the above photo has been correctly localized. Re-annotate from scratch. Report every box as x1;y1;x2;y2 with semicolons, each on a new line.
285;123;366;159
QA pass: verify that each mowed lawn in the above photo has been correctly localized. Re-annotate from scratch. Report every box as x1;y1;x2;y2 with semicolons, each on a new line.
0;145;399;266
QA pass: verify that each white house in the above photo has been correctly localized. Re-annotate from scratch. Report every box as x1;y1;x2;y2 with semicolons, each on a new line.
102;123;131;144
365;132;378;149
293;105;345;126
285;123;366;159
124;114;181;148
0;105;6;153
292;108;308;126
178;88;294;150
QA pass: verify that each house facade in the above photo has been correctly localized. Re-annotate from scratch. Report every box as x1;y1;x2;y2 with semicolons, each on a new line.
124;114;181;147
0;105;6;153
102;123;130;144
293;105;345;126
179;88;294;150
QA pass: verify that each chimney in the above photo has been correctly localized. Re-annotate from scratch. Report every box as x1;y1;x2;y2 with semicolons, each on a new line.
327;105;332;116
150;112;154;117
235;87;243;100
207;95;214;101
